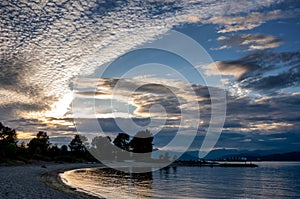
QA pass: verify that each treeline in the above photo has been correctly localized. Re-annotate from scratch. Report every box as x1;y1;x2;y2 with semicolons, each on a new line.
0;122;154;164
0;122;95;163
90;130;153;162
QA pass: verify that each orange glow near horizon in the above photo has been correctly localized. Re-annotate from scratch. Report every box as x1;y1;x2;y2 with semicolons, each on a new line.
17;131;36;140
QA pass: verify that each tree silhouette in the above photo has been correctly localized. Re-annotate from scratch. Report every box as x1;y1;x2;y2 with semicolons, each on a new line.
48;144;60;157
28;131;50;156
91;136;113;161
0;122;18;145
113;133;130;161
0;123;18;159
69;135;86;154
128;129;153;161
113;133;129;150
61;145;68;155
0;122;99;163
17;141;29;160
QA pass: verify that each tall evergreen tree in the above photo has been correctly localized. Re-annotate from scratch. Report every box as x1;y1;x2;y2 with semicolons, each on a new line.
0;122;17;144
69;135;86;154
113;133;130;161
113;133;130;150
128;129;153;161
0;122;18;159
129;129;153;153
91;136;113;161
28;131;50;156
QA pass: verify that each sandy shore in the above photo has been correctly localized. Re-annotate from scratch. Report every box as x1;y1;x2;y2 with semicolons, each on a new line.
0;162;104;199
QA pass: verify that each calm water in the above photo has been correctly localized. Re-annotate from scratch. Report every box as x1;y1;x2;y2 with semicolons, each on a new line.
61;162;300;199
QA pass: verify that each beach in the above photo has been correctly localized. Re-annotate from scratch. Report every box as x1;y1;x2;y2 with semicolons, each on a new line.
0;162;103;199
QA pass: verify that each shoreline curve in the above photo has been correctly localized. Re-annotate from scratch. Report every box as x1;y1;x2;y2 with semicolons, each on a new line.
0;162;104;199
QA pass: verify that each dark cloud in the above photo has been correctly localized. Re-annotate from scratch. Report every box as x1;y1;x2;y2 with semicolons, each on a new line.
0;49;58;120
246;65;300;90
6;88;300;152
224;93;300;136
1;0;299;153
133;84;181;115
0;101;52;121
216;51;300;90
71;77;300;152
0;50;48;94
0;0;287;121
223;122;244;128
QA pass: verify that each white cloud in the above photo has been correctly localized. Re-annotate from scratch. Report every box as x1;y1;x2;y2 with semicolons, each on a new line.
208;10;284;33
202;62;250;80
216;34;282;51
0;0;285;129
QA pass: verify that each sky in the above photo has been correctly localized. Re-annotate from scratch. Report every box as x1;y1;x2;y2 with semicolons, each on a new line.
1;0;299;154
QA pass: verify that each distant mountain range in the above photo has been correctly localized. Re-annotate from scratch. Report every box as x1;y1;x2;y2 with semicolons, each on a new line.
177;149;300;161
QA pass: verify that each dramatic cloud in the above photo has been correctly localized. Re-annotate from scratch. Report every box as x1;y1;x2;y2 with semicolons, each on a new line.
225;93;300;131
203;61;255;80
0;0;285;120
204;51;300;92
1;0;299;152
216;34;282;51
66;77;300;151
73;78;213;120
6;75;299;152
207;9;296;33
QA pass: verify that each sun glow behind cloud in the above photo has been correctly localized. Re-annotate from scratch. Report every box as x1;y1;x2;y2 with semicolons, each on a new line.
1;0;300;151
45;92;74;118
73;78;204;119
0;0;287;123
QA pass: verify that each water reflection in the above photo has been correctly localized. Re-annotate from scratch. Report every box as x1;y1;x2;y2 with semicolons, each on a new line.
159;166;177;179
62;163;300;199
82;167;153;198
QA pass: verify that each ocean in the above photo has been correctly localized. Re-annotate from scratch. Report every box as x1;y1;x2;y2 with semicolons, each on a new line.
60;162;300;198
